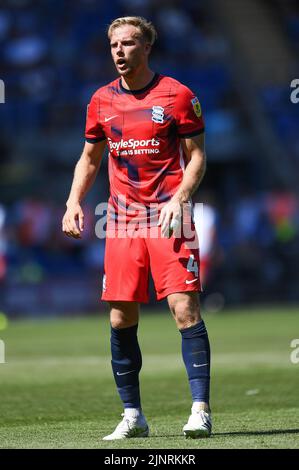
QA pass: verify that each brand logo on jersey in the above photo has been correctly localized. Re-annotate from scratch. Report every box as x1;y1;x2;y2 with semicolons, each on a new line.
191;97;202;118
104;115;119;122
107;137;160;152
152;105;164;124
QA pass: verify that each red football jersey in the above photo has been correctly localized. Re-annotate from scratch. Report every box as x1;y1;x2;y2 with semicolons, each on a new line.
85;73;204;222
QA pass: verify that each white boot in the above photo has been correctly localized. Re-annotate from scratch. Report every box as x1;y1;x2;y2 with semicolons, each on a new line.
183;404;212;438
103;412;149;440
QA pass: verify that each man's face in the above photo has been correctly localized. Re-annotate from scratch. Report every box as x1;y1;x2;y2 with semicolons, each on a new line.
110;25;150;77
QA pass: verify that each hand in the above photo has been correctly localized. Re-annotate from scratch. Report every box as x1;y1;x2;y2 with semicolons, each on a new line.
62;202;84;239
158;199;182;238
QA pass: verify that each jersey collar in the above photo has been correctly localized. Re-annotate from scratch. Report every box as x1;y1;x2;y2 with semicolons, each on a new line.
119;73;160;95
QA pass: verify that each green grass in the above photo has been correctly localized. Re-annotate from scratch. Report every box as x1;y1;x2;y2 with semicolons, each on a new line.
0;307;299;448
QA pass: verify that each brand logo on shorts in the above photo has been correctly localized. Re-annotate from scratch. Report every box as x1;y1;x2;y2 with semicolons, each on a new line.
102;274;106;292
185;278;198;285
152;105;164;123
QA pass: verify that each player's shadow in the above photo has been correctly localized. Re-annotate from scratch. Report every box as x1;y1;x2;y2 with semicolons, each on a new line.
213;428;299;437
152;429;299;439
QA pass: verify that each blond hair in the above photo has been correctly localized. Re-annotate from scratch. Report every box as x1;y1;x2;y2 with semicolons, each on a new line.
107;16;157;46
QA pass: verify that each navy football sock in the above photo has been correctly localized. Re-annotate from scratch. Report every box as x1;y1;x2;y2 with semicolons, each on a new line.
110;324;142;409
180;320;211;404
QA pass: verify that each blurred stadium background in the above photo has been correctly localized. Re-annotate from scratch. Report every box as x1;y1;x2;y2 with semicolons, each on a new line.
1;0;299;316
1;0;299;450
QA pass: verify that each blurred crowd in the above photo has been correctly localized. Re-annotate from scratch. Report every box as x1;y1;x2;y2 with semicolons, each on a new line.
0;0;237;135
262;0;299;169
1;188;298;307
0;0;299;313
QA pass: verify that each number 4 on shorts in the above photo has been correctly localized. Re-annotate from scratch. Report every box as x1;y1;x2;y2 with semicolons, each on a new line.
187;255;199;278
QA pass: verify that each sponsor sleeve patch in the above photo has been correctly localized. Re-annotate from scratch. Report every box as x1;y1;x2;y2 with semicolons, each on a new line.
191;97;202;118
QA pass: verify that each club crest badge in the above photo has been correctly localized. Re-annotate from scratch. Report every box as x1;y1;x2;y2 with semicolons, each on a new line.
191;97;202;118
152;105;164;124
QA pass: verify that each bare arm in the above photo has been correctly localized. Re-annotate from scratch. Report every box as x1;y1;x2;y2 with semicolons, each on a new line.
62;140;106;239
173;133;206;204
158;133;206;236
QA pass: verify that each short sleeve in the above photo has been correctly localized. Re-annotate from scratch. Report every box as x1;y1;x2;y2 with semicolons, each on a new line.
175;85;205;138
85;92;106;143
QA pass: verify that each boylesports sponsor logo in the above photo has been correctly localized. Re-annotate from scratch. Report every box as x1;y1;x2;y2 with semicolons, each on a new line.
107;137;160;156
108;137;160;151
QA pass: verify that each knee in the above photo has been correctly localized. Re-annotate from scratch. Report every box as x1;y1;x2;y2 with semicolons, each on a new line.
110;314;135;329
169;295;201;329
110;318;125;329
111;319;135;329
175;304;198;329
110;302;139;329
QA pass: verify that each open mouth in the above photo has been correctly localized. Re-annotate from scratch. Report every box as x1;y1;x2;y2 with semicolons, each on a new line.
116;59;127;66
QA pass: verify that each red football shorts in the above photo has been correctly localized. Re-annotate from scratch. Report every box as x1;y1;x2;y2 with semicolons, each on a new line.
101;224;201;302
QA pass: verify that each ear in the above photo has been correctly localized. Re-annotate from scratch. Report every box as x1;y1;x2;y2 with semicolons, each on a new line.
144;42;152;56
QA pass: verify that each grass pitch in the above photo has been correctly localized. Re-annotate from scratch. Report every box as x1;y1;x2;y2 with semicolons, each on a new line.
0;307;298;449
